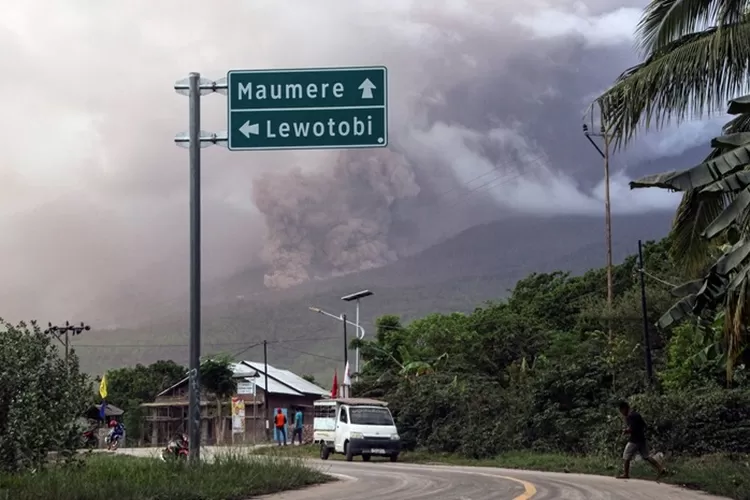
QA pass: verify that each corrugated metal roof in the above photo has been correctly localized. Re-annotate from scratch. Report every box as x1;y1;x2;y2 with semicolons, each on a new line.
257;377;303;396
155;361;321;398
241;361;329;396
230;363;259;378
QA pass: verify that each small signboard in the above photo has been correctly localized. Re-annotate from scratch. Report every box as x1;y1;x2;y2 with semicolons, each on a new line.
237;380;256;395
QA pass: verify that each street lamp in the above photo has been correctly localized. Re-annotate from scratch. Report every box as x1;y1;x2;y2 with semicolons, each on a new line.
308;307;365;340
341;290;373;378
308;306;366;383
583;121;613;340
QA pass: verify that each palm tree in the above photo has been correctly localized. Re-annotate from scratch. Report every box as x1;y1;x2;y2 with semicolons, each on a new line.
595;0;750;271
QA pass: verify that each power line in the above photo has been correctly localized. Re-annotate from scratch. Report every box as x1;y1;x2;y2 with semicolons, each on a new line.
274;343;342;362
71;335;341;349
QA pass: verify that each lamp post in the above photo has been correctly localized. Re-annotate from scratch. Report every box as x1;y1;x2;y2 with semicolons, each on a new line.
341;290;373;380
308;306;366;376
582;121;613;340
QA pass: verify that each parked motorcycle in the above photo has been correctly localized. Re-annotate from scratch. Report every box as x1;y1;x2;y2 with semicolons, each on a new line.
81;429;98;449
160;434;189;461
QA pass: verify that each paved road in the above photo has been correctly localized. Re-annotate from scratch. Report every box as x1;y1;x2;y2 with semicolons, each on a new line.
115;447;730;499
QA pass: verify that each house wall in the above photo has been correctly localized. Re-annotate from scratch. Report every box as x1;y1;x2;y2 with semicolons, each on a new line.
143;380;324;445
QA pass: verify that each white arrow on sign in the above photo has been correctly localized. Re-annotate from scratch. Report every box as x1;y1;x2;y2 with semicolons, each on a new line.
358;78;376;99
239;121;259;138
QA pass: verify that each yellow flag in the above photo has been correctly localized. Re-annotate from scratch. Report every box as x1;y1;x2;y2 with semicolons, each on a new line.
99;373;108;399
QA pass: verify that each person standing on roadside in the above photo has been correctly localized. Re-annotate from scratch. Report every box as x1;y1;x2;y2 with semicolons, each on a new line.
274;408;287;446
292;407;304;445
616;401;665;479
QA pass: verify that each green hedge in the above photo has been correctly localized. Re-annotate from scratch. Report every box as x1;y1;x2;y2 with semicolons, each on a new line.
631;389;750;455
388;369;750;459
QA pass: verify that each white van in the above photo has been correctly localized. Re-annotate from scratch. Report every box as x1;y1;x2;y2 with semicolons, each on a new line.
314;398;401;462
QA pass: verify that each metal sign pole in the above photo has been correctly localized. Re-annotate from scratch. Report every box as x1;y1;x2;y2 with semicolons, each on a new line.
187;72;202;462
172;65;387;453
174;73;228;463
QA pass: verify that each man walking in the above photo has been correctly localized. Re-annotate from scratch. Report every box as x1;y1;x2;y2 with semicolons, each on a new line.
274;408;287;446
617;401;665;479
292;407;304;445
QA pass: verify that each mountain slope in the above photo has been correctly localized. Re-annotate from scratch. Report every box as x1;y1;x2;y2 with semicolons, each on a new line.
75;211;673;380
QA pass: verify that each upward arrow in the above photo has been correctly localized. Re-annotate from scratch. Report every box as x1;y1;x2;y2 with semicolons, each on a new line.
358;78;376;99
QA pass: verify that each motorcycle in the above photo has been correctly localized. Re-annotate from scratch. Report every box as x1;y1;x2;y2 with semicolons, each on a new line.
105;432;122;451
81;429;98;449
160;434;189;461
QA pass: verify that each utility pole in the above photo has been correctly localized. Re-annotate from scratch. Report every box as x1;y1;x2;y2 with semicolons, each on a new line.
638;240;654;384
263;340;269;440
45;321;91;373
583;119;614;339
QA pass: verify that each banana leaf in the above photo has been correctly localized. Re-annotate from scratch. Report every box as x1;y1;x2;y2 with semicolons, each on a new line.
728;94;750;115
670;279;704;297
702;187;750;239
630;144;750;191
700;170;750;193
658;294;698;329
711;133;750;149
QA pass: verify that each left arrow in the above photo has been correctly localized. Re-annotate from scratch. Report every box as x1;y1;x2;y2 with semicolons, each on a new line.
239;121;259;138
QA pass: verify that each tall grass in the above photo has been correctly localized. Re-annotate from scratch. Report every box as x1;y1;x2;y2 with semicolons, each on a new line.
0;452;331;500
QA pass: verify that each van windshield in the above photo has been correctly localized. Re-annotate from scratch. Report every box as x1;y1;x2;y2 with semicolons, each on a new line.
349;407;394;426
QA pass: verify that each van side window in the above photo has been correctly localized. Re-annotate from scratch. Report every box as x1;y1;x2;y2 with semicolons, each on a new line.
339;408;348;423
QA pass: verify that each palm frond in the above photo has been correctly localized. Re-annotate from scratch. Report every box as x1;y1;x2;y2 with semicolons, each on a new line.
636;0;749;55
597;21;750;147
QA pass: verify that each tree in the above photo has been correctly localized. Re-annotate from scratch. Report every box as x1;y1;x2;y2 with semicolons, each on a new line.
200;354;236;445
626;95;750;382
594;0;750;271
104;360;186;443
0;320;90;472
595;0;750;147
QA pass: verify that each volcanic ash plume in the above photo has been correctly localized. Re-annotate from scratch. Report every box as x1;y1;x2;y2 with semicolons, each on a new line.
252;149;420;289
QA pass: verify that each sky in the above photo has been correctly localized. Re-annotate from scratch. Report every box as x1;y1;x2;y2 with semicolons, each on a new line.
0;0;712;323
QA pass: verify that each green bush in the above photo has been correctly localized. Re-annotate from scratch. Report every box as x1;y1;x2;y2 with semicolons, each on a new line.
0;320;90;472
631;389;750;455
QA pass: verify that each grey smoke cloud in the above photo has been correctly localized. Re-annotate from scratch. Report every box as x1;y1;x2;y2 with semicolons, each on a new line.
252;149;419;288
0;0;683;319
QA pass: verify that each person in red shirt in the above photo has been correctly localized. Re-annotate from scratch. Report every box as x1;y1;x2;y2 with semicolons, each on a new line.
274;409;287;446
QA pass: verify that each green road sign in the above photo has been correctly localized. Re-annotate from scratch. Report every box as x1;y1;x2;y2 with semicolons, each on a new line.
227;66;387;151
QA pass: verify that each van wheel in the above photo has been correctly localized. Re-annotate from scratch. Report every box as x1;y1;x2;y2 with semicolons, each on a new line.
345;442;354;462
362;454;371;462
320;443;330;460
389;453;398;462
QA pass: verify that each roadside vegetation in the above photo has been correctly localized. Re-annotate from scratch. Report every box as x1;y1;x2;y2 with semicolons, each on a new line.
0;453;331;500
